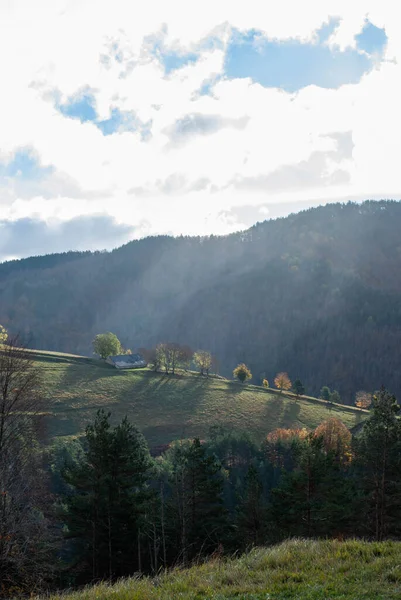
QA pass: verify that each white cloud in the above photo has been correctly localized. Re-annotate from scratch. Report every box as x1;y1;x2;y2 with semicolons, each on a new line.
0;0;399;257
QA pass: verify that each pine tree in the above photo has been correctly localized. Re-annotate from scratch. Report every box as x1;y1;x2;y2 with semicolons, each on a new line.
292;379;305;399
269;435;355;539
61;410;152;581
235;465;267;548
354;388;401;540
166;438;228;563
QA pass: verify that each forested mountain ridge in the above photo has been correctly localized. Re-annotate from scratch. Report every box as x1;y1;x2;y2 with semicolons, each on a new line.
1;199;401;402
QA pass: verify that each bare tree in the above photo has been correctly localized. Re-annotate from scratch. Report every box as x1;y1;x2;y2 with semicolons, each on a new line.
0;336;56;596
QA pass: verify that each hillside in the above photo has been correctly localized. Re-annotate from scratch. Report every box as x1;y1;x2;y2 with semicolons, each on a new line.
3;200;401;400
46;539;401;599
35;350;365;448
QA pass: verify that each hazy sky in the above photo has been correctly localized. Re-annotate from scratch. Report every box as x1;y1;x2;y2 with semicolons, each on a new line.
0;0;398;259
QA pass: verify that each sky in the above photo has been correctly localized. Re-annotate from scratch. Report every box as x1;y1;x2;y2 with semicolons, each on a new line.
0;0;398;260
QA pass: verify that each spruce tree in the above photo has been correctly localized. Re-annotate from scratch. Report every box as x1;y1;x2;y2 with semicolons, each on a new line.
235;465;267;548
354;388;401;540
166;438;228;563
269;435;355;539
61;410;152;581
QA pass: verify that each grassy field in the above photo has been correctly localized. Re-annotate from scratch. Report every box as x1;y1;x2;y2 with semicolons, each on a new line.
45;539;401;599
33;350;366;448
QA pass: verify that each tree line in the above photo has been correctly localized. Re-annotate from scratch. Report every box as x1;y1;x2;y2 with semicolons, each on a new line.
92;331;375;409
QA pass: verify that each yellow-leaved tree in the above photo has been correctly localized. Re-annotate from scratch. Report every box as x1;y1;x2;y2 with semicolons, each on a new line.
262;378;269;388
233;363;252;383
0;324;8;345
274;372;292;394
193;350;212;376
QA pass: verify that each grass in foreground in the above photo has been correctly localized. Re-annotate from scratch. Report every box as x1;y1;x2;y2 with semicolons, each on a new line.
46;539;401;599
32;350;366;448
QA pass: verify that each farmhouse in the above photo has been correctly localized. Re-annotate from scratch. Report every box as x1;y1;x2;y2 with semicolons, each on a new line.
106;353;147;369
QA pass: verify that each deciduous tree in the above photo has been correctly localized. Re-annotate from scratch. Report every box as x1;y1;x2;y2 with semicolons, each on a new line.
355;390;372;410
0;325;7;345
314;418;352;464
0;336;55;596
92;332;122;359
194;350;212;376
274;372;291;394
233;363;252;383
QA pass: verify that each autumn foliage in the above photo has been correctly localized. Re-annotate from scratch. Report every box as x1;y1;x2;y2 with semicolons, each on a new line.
274;372;292;393
233;363;252;383
265;427;309;466
314;418;352;463
355;390;372;410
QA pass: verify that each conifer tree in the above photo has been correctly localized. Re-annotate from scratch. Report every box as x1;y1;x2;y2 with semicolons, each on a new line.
235;465;267;548
292;379;305;399
269;435;355;539
165;438;228;563
61;410;152;581
354;388;401;540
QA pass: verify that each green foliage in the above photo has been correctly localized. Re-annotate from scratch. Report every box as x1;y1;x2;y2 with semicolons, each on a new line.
269;435;356;540
235;465;267;547
320;386;331;402
92;332;122;359
61;410;152;580
162;438;228;563
354;388;401;540
330;390;341;404
292;379;305;398
233;363;252;383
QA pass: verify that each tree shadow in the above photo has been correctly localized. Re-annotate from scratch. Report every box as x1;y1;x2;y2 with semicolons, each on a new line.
282;400;301;426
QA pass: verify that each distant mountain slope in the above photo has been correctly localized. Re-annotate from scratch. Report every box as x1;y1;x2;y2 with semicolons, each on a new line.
2;200;401;401
33;350;363;447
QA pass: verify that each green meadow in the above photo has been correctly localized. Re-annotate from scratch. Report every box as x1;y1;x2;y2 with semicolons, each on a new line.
32;350;366;448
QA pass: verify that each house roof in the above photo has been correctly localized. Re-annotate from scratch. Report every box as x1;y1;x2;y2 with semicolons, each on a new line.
108;353;146;363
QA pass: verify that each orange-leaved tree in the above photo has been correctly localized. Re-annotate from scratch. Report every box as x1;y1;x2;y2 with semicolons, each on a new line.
314;418;352;463
274;372;292;394
264;427;308;467
355;390;372;411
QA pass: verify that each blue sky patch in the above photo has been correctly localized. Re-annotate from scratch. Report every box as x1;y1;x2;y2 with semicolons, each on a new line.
161;49;199;74
55;91;151;138
58;90;97;123
356;19;387;55
0;148;53;180
224;20;386;92
97;108;137;136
